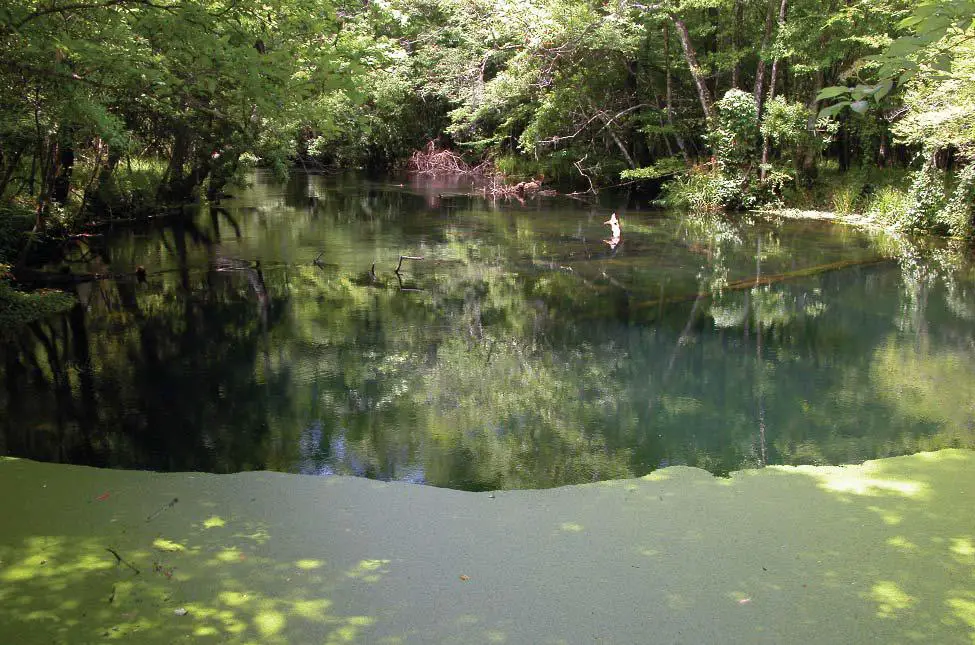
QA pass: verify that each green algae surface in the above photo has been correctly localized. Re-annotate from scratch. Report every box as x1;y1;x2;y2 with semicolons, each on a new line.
1;450;973;644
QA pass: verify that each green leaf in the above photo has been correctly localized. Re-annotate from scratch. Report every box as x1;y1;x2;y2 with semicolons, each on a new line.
818;101;850;119
816;86;850;101
873;78;894;102
850;100;870;114
898;15;924;29
886;37;921;57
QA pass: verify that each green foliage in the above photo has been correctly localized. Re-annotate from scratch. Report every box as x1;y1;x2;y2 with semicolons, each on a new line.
761;98;812;148
938;162;975;238
0;268;76;331
866;185;911;224
0;0;962;237
620;157;686;181
831;183;862;215
713;89;759;171
893;38;975;155
659;167;725;213
904;159;947;232
0;202;34;264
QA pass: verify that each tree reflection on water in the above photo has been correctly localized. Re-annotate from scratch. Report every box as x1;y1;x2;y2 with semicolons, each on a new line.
2;173;973;490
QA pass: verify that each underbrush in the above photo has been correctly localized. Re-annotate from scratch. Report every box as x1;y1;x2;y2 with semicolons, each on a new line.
0;265;76;331
779;166;911;215
0;201;34;264
660;160;973;240
93;157;169;215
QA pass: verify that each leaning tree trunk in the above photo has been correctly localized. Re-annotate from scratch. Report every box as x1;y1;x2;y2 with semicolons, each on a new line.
759;0;789;181
754;0;777;121
670;14;715;124
664;24;692;162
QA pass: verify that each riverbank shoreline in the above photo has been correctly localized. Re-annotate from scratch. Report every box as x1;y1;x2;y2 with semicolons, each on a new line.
758;207;899;233
2;450;972;644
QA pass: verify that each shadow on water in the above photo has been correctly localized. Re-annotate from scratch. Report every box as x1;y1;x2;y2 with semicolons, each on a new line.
2;171;974;490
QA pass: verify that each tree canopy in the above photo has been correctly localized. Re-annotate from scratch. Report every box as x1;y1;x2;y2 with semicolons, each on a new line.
1;0;974;245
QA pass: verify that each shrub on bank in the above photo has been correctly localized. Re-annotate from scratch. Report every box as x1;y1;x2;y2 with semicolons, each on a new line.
0;266;76;332
0;201;34;265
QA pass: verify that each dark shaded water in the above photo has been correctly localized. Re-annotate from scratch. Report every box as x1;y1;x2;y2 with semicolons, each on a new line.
2;172;974;490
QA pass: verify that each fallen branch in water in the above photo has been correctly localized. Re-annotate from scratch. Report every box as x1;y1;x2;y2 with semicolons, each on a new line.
146;497;179;523
106;547;140;575
11;267;143;286
630;257;894;312
395;255;424;273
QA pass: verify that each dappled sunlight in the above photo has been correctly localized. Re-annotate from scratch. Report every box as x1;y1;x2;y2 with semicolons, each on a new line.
0;467;396;644
870;580;915;619
0;524;385;644
152;538;187;552
779;464;928;500
345;559;390;583
947;596;975;631
951;538;974;559
202;516;227;529
885;536;919;552
0;537;114;583
867;505;903;526
2;452;973;643
640;470;673;482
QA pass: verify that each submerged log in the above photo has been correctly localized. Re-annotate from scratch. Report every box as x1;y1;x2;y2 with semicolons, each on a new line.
10;266;143;286
631;256;894;312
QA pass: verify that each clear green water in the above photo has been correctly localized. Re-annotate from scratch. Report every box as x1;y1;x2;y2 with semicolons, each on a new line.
2;172;974;490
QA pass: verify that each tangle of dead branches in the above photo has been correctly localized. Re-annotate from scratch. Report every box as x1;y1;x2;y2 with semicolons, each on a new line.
407;141;475;175
408;141;555;200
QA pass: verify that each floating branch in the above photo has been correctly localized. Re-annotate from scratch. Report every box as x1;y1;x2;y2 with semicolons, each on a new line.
146;497;179;523
106;547;140;575
395;272;424;292
395;255;424;273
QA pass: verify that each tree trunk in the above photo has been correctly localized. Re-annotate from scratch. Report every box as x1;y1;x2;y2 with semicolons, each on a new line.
159;125;190;202
759;0;789;181
754;0;777;120
800;69;824;180
52;142;74;205
670;14;715;123
664;24;692;162
732;0;743;89
91;147;122;211
30;136;59;236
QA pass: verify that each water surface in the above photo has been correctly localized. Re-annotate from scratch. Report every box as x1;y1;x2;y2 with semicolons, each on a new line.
2;172;973;489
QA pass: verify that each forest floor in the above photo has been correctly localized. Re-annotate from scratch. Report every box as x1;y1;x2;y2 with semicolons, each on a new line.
1;450;972;644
